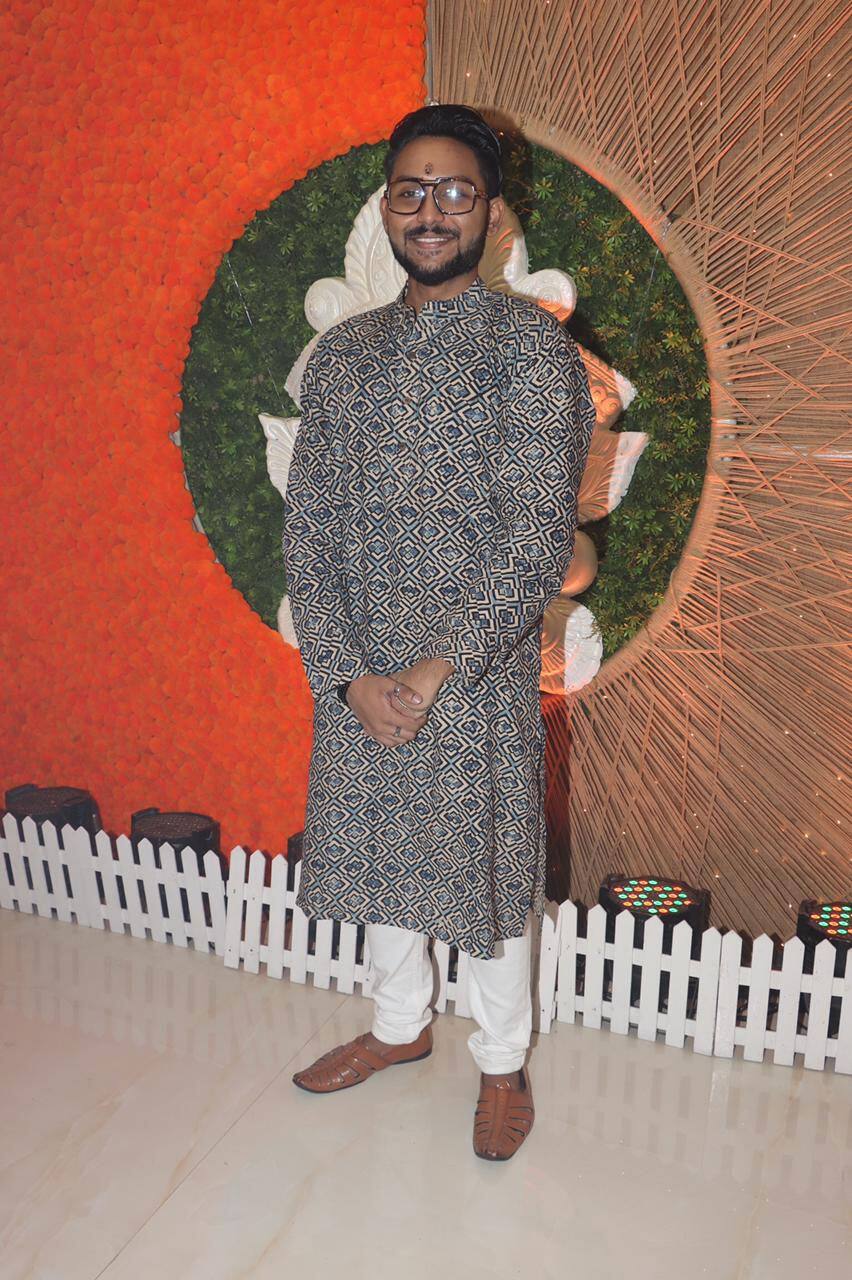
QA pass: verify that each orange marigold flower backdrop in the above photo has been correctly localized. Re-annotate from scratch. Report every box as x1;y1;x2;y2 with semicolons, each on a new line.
0;0;426;855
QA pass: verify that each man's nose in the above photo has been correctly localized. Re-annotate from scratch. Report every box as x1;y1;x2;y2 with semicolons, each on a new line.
420;186;447;218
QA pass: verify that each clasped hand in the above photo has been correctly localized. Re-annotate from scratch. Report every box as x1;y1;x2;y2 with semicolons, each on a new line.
344;657;454;748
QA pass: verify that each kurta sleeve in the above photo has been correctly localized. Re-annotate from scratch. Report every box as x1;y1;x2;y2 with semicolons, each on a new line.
282;341;370;701
419;312;596;689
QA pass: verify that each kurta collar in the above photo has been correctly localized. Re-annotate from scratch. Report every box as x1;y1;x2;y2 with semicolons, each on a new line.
391;273;489;331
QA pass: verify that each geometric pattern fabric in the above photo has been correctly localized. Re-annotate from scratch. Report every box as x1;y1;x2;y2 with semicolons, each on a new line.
282;276;595;957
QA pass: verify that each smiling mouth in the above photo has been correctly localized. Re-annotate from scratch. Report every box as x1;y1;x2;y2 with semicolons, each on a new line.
408;233;456;246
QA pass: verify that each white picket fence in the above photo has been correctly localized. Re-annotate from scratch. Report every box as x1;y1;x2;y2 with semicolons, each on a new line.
1;812;849;1073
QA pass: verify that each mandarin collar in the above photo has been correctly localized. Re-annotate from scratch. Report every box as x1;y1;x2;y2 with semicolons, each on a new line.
390;274;489;331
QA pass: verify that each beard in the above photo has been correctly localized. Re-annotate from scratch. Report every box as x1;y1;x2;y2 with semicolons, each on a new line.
389;223;488;286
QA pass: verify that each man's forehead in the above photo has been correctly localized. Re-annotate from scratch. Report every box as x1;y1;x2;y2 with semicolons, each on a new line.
389;136;480;181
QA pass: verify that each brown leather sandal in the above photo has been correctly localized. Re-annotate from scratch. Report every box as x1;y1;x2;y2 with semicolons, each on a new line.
472;1066;535;1161
292;1024;433;1094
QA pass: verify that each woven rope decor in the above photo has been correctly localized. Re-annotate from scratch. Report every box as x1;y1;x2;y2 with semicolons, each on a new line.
429;0;851;937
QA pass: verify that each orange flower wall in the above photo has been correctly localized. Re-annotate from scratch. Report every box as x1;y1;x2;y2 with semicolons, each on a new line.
0;0;426;855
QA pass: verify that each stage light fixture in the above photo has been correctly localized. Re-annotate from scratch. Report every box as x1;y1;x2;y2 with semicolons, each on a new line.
4;782;100;843
797;900;852;945
796;900;851;1037
599;874;710;932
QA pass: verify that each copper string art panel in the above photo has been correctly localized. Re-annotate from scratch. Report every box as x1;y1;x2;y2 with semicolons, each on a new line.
429;0;851;937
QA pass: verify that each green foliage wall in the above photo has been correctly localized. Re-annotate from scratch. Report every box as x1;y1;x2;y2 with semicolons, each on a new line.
180;140;709;657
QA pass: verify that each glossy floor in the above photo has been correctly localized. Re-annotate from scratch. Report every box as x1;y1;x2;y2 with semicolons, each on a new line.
1;909;849;1280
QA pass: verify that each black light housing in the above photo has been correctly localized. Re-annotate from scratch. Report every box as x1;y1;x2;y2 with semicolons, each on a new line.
599;873;710;943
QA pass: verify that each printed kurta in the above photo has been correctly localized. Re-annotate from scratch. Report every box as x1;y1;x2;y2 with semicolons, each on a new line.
282;275;595;958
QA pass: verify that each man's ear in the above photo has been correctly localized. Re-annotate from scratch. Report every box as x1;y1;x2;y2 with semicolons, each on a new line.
486;196;505;236
379;193;389;234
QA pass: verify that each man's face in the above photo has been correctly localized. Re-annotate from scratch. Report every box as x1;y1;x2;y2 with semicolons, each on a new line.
380;135;504;286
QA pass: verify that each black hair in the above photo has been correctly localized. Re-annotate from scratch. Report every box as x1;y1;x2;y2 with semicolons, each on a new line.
383;104;503;197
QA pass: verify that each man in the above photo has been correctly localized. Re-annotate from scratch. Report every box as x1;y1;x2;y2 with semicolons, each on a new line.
282;104;595;1161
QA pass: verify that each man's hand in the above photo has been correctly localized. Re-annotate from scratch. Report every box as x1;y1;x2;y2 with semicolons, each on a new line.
345;658;454;748
345;673;427;747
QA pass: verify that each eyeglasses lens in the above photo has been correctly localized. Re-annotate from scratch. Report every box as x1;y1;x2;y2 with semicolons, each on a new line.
387;179;477;214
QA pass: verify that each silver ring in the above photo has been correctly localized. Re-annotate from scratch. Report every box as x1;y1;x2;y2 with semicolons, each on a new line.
393;725;402;738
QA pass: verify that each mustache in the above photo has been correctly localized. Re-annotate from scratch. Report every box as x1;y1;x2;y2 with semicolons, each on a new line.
405;225;459;240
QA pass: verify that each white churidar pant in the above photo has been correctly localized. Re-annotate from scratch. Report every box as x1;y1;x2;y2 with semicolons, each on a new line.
365;913;533;1073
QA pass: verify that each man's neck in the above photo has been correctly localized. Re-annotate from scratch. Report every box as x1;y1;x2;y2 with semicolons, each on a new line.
403;268;479;316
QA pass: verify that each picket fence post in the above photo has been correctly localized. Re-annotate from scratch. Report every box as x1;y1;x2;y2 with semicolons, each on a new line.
555;900;579;1024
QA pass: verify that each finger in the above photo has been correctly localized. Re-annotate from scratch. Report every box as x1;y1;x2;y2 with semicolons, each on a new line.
380;707;421;730
379;723;418;743
381;717;418;737
381;731;416;745
387;689;429;717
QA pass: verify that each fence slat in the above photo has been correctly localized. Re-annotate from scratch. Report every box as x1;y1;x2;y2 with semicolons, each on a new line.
804;940;836;1070
2;813;30;912
5;813;30;911
137;838;166;942
610;909;634;1035
536;905;559;1034
115;835;147;939
158;843;186;947
556;900;578;1024
64;823;98;928
433;939;450;1013
181;844;211;949
638;915;664;1041
453;948;471;1018
265;855;288;979
0;812;19;910
664;919;692;1048
41;820;73;923
93;829;124;933
241;851;265;974
223;846;247;968
313;918;333;990
289;862;309;985
21;816;55;918
835;947;852;1075
583;905;607;1029
714;931;743;1058
693;926;721;1055
773;936;804;1066
336;920;358;994
743;935;774;1062
203;850;228;957
361;929;374;999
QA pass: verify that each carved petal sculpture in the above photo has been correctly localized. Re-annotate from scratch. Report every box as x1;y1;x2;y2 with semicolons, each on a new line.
263;184;647;695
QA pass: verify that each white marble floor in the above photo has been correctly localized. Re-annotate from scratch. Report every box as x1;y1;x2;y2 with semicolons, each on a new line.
0;909;849;1280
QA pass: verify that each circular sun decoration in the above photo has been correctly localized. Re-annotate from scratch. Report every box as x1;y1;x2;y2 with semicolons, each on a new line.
420;0;850;942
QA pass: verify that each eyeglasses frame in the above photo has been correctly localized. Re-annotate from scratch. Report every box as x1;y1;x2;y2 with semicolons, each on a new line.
383;175;491;217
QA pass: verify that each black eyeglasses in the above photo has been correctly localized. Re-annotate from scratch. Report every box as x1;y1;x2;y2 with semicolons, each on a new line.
384;176;490;216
